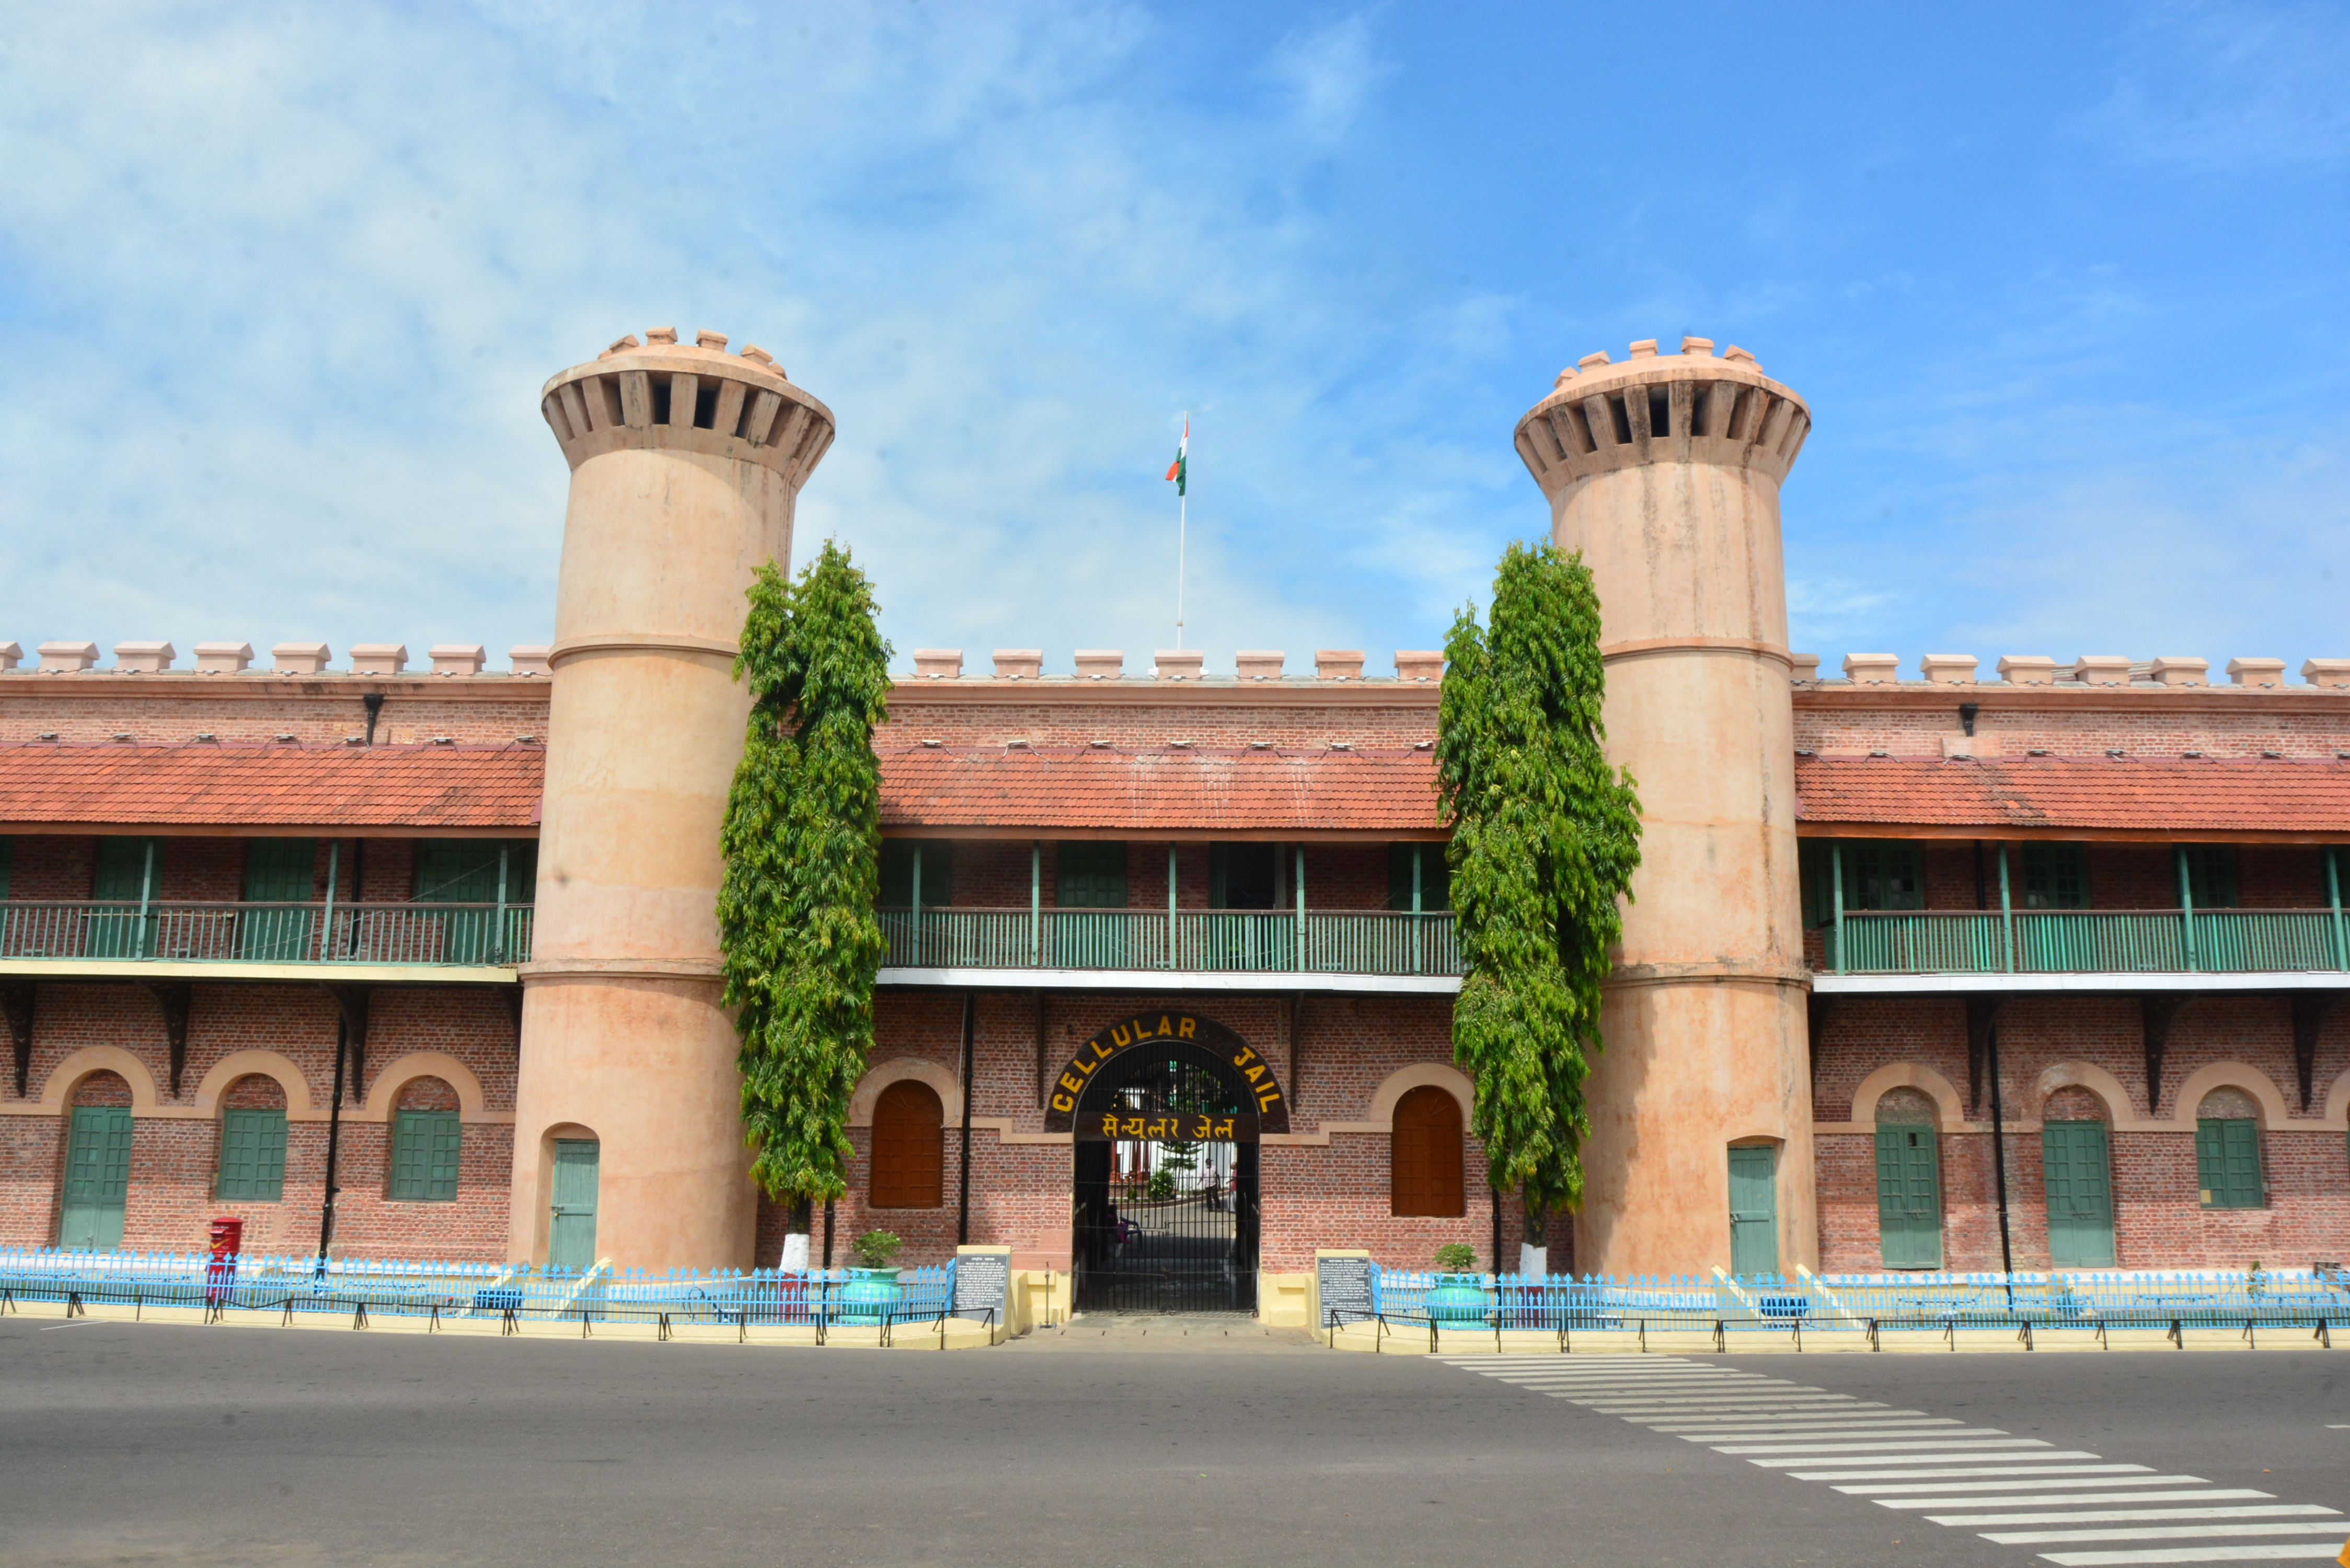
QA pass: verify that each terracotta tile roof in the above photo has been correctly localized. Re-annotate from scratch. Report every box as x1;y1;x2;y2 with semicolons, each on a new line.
1795;754;2350;837
0;743;545;831
878;746;1443;834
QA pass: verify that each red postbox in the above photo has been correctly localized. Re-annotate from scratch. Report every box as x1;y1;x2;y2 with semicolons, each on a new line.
205;1217;243;1303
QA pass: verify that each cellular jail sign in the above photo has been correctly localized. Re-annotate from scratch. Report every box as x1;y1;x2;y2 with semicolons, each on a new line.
1041;1012;1290;1137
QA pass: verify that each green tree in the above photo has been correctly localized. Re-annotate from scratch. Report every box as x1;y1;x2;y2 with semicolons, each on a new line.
719;540;893;1227
1437;540;1642;1255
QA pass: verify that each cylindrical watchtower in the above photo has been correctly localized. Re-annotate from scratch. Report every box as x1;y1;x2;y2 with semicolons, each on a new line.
1511;336;1815;1278
512;328;835;1272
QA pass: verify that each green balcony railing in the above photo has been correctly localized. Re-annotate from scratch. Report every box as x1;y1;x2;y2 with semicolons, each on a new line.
1825;908;2346;977
0;901;533;968
880;907;1460;977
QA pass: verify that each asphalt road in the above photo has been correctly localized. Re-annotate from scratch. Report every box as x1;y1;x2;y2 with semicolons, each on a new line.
3;1313;2345;1567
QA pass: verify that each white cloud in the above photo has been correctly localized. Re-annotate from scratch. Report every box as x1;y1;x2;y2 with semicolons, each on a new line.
1268;11;1390;145
2086;0;2350;172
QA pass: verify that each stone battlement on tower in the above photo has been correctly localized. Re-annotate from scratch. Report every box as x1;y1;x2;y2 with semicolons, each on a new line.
539;327;834;482
1513;335;1811;488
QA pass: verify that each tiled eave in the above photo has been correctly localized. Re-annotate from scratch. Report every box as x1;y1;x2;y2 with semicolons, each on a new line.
0;741;546;834
1794;755;2350;844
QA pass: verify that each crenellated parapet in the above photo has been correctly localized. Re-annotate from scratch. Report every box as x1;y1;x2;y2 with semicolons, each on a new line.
1512;336;1811;492
538;327;835;488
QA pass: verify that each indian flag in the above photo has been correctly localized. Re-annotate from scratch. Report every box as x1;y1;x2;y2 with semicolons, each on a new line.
1164;417;1188;496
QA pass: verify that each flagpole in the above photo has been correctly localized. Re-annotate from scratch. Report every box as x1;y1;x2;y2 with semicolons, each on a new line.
1174;411;1188;651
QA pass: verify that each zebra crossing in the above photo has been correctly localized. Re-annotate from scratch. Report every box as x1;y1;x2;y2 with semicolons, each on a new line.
1442;1355;2347;1565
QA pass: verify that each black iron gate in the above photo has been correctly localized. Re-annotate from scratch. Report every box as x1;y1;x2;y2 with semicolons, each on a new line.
1073;1055;1260;1313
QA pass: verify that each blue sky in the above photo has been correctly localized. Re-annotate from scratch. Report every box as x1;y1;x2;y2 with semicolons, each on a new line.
2;1;2344;676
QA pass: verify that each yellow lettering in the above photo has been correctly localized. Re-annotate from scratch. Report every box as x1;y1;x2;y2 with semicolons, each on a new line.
1243;1064;1265;1085
1099;1114;1121;1137
1059;1071;1086;1097
1232;1046;1259;1067
1215;1119;1235;1138
1107;1025;1131;1050
1051;1093;1075;1113
1156;1016;1173;1037
1177;1017;1196;1039
1123;1116;1146;1137
1258;1090;1280;1110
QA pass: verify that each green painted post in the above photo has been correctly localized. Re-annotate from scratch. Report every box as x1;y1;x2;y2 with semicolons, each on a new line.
1295;845;1307;973
2329;848;2345;972
1411;843;1424;976
2177;845;2197;973
136;838;154;960
1029;841;1040;966
1830;841;1846;974
1167;843;1178;970
910;841;922;968
1997;844;2014;973
321;839;338;964
493;842;509;964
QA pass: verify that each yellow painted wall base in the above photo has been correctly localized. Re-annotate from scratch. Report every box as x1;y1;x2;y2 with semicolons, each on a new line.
1321;1321;2334;1355
1259;1271;1311;1328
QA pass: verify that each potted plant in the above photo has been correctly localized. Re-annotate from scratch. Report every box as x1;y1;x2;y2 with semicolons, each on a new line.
839;1229;905;1323
1425;1243;1489;1326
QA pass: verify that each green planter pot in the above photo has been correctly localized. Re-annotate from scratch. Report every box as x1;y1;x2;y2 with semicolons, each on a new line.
1424;1273;1490;1325
838;1267;903;1323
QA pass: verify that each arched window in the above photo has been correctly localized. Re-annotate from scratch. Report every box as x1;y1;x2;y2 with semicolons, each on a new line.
870;1080;944;1209
2194;1087;2263;1209
389;1078;463;1202
216;1075;287;1203
1391;1086;1464;1217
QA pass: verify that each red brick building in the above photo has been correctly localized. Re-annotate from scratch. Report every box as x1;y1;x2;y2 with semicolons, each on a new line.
3;330;2344;1319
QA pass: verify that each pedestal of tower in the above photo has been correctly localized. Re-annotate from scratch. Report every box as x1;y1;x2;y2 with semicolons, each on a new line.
512;331;835;1273
1511;339;1816;1279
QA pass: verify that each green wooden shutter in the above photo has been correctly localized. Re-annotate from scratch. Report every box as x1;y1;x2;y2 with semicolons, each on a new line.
0;835;13;900
1056;842;1127;908
2023;843;2089;909
59;1106;132;1250
1727;1145;1779;1277
240;839;317;960
216;1109;287;1201
1799;841;1833;928
390;1110;462;1201
1873;1125;1943;1268
2195;1117;2262;1207
88;837;158;958
2042;1121;2116;1266
549;1138;600;1270
2184;846;2238;909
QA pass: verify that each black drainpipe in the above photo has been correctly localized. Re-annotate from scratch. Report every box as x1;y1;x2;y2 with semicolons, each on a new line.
957;991;976;1246
1986;1023;2016;1305
363;692;384;746
315;1010;348;1271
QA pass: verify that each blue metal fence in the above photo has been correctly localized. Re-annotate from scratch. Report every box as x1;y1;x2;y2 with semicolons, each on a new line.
0;1249;965;1344
1346;1266;2350;1350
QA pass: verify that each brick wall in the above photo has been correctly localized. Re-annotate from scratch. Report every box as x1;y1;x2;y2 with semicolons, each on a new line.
0;979;518;1260
1794;687;2350;759
813;989;1500;1277
0;675;550;747
1815;992;2349;1272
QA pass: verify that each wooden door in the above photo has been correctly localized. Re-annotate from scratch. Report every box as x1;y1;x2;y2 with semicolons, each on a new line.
2043;1121;2116;1266
1873;1125;1944;1268
1726;1145;1779;1278
548;1139;600;1271
60;1107;131;1250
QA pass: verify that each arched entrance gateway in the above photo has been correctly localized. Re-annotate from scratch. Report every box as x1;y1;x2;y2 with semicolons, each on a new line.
1045;1012;1287;1314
